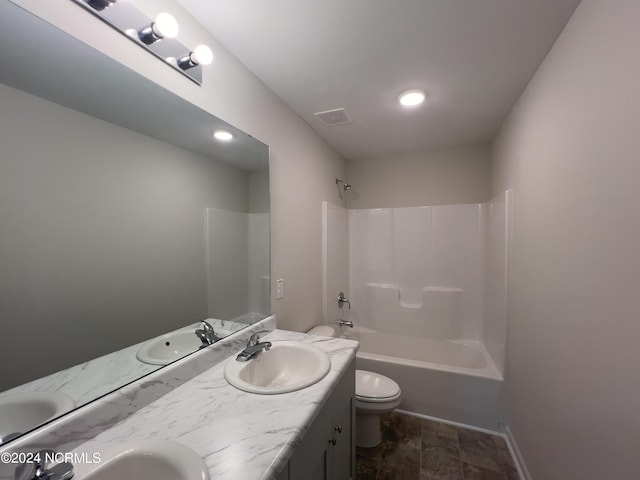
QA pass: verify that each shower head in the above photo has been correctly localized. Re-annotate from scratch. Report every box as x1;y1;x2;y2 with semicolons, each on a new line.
335;178;352;191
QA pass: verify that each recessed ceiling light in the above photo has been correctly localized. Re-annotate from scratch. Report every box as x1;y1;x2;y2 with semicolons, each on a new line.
213;130;233;141
399;89;426;107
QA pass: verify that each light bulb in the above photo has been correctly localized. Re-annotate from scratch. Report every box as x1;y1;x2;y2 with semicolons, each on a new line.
213;130;233;141
192;45;213;66
178;45;214;70
399;89;426;107
139;12;179;45
152;13;179;39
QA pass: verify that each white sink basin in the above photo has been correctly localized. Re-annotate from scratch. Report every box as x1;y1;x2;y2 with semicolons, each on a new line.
224;341;331;394
137;326;234;366
74;440;209;480
136;330;204;366
0;391;75;444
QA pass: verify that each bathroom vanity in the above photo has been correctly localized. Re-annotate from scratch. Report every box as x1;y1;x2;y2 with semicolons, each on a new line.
284;357;355;480
77;329;357;480
0;321;358;480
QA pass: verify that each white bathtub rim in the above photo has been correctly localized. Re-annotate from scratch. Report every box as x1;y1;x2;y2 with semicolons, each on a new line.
336;324;503;380
342;327;504;380
398;410;525;480
356;347;503;382
356;350;500;381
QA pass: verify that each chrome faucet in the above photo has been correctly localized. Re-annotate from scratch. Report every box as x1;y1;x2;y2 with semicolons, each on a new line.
195;320;220;346
338;319;354;328
337;292;351;309
236;330;272;362
14;450;74;480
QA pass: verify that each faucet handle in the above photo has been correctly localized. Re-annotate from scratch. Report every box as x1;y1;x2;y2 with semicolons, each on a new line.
201;321;214;334
337;292;351;309
248;329;271;346
34;449;54;478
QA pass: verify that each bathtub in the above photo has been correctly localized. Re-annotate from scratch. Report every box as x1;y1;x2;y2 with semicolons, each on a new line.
343;327;503;430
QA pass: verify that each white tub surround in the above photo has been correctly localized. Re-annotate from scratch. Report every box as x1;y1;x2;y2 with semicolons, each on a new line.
0;326;359;480
322;195;511;429
348;200;511;354
359;284;463;339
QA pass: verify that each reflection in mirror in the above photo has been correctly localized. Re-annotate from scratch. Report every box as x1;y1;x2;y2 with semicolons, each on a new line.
0;2;269;444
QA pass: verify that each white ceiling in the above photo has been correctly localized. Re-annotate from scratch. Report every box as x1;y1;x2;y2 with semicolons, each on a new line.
177;0;581;160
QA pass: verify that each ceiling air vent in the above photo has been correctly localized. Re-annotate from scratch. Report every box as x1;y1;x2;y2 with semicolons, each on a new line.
314;108;353;126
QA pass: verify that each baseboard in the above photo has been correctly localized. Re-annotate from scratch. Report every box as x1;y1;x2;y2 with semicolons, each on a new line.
396;409;501;436
500;424;532;480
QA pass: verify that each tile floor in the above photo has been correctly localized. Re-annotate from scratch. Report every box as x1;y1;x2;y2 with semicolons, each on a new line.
356;412;519;480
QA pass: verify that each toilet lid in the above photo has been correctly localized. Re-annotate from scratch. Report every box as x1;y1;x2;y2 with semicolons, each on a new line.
356;370;400;400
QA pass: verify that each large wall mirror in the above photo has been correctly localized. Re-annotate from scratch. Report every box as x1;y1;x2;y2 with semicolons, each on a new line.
0;2;270;445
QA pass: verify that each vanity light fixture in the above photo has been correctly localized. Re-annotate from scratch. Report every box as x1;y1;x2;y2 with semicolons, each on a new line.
138;13;179;45
399;89;426;107
178;45;214;70
87;0;116;11
213;130;233;141
70;0;211;85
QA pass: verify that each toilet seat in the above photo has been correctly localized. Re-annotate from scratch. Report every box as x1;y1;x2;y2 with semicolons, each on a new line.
355;370;401;403
357;391;401;403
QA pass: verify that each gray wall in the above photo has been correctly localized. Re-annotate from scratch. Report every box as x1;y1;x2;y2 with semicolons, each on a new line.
492;0;640;478
11;0;348;333
0;83;249;390
346;144;492;208
249;170;270;214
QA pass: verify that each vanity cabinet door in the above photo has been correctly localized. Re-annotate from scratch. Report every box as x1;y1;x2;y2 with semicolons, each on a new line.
288;357;355;480
288;409;331;480
330;395;354;480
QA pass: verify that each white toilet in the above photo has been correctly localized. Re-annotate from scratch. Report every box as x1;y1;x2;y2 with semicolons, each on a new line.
307;325;402;448
355;370;402;447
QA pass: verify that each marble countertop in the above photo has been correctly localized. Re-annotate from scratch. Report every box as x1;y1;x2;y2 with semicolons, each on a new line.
1;318;249;407
71;329;359;480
